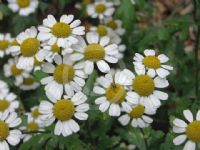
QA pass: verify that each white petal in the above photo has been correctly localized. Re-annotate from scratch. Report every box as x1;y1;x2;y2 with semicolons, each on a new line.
183;110;193;122
108;103;121;116
183;140;196;150
173;119;187;128
173;135;187;145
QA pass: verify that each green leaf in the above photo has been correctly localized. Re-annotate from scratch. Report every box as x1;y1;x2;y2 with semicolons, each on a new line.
0;4;12;17
34;70;48;81
83;71;97;96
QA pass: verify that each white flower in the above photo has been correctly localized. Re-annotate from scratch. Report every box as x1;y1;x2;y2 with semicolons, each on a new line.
71;32;119;74
19;75;39;91
39;91;89;136
118;103;156;128
87;0;115;20
41;54;87;99
7;0;38;16
0;80;9;96
4;57;30;86
113;0;136;5
173;109;200;150
37;14;85;48
0;111;22;149
21;113;44;142
0;33;12;58
0;92;19;113
120;142;136;150
90;25;113;38
127;71;169;109
27;106;42;124
133;49;173;78
10;26;43;70
38;42;62;63
94;69;133;117
105;18;125;36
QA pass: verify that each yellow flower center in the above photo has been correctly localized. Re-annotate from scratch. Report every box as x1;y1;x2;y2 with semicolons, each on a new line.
31;108;40;119
53;99;75;121
129;104;145;118
52;23;72;38
11;64;23;75
84;44;105;61
23;77;34;85
51;44;61;53
143;56;161;69
186;121;200;142
106;84;126;104
20;38;40;57
0;100;10;112
27;122;39;132
107;20;117;30
11;40;19;46
95;3;106;13
0;121;9;141
53;64;75;84
0;40;9;51
96;25;108;37
133;75;155;96
34;57;43;66
17;0;30;8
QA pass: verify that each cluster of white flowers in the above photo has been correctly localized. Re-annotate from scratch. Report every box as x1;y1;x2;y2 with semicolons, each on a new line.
1;1;197;150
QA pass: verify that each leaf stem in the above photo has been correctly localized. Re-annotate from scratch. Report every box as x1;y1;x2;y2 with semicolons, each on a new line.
140;128;148;150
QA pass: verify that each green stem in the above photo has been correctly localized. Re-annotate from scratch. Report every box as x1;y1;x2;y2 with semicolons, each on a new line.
140;128;148;150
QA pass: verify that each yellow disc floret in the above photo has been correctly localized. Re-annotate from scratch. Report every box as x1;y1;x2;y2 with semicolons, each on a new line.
51;44;61;53
17;0;30;8
129;104;145;118
20;38;40;57
106;83;126;103
0;121;9;141
53;64;75;84
11;64;23;75
11;40;19;46
52;23;72;38
27;122;39;132
31;108;40;119
95;3;106;13
84;44;105;61
107;20;117;30
23;77;34;85
186;121;200;142
96;25;107;37
0;100;10;112
143;56;160;69
133;75;155;96
53;99;75;121
0;40;9;51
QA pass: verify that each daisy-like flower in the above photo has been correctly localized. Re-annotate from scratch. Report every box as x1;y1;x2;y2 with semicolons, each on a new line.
120;142;136;150
87;0;115;20
133;49;173;78
0;33;12;57
19;75;39;91
0;92;19;113
39;42;62;63
173;110;200;150
4;57;30;86
90;25;112;38
93;69;133;117
37;14;85;48
71;32;119;74
0;80;9;96
21;114;44;142
105;18;125;36
27;106;42;123
0;111;22;149
7;0;38;16
39;91;89;136
41;54;87;99
118;103;156;128
127;71;169;109
10;26;42;70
